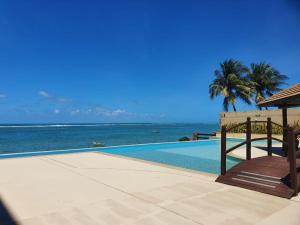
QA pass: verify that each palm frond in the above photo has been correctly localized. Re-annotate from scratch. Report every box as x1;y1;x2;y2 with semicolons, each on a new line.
208;59;251;111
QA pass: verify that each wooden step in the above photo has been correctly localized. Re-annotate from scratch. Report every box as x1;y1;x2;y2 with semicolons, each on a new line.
216;173;294;198
231;171;282;188
215;156;298;199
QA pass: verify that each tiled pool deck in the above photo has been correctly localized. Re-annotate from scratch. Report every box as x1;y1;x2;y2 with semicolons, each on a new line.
0;152;300;225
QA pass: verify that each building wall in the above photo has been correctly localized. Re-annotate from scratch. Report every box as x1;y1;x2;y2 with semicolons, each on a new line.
220;108;300;126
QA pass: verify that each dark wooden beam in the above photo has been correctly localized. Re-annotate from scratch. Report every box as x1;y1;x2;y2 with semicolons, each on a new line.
246;117;251;160
221;126;226;175
282;107;288;154
287;127;298;196
267;117;272;156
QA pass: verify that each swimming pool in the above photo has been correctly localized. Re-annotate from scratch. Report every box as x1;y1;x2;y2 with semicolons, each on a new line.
100;139;241;174
0;139;271;174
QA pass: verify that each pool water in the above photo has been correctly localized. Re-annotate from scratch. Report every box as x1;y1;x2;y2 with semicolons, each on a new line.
100;139;242;174
0;138;274;174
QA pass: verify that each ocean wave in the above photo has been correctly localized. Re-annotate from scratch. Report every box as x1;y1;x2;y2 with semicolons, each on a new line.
0;123;154;128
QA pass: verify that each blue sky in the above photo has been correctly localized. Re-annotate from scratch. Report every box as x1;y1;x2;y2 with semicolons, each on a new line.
0;0;299;123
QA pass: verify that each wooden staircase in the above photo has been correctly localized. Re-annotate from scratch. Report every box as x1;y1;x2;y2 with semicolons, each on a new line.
217;117;300;199
216;156;299;199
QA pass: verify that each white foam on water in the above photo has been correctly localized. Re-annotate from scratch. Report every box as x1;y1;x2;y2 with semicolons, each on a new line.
0;123;153;128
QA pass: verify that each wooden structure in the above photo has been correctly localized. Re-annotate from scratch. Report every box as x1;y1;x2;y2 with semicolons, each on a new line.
257;83;300;108
257;83;300;153
216;83;300;198
192;132;216;140
216;117;300;198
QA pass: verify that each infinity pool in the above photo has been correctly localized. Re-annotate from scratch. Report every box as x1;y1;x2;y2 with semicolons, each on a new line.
100;139;241;174
0;139;270;174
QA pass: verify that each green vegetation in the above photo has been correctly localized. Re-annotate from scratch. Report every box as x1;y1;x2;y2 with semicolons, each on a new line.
209;59;251;112
93;142;106;147
209;60;288;112
247;63;288;109
178;137;191;142
224;120;300;135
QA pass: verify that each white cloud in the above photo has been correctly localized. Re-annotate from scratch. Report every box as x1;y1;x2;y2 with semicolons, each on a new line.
70;109;80;115
39;91;50;98
54;109;60;114
0;94;6;99
111;109;126;116
94;107;110;116
69;107;128;117
38;91;72;103
94;107;127;117
57;97;71;103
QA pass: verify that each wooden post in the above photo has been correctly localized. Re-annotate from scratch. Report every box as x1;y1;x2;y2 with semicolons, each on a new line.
282;107;288;155
267;117;272;156
246;117;251;160
287;127;298;196
221;125;227;175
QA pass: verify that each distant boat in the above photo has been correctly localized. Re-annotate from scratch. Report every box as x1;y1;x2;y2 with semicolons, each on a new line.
92;142;105;147
152;130;160;133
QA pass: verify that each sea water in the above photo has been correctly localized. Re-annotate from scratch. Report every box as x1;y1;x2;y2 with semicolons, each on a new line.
0;123;218;154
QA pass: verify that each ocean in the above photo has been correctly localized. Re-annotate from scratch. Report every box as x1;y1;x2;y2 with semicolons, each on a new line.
0;123;219;154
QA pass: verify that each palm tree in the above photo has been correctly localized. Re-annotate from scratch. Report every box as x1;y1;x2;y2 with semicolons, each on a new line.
209;59;252;112
247;63;288;109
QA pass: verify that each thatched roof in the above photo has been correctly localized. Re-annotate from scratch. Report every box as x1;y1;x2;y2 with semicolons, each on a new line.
257;83;300;108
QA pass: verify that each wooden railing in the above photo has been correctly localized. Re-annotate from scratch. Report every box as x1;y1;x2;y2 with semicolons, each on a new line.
221;117;300;196
221;117;283;175
192;132;216;140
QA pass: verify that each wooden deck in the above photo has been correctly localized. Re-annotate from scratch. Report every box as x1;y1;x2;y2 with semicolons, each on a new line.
216;156;300;199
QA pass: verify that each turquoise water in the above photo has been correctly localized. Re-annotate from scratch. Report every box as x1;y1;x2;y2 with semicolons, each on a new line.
0;137;276;174
0;139;241;174
0;123;275;174
100;140;241;174
99;138;278;174
0;123;218;154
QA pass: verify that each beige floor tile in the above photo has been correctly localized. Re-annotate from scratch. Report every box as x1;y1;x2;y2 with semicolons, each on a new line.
0;152;299;225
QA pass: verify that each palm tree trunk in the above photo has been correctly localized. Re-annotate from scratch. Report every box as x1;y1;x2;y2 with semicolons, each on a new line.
232;104;237;112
